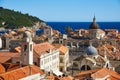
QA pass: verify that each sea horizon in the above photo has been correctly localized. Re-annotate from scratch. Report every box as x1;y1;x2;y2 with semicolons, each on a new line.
46;22;120;34
46;21;120;22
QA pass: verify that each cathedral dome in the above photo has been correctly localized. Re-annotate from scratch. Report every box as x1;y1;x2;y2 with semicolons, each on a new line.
85;45;98;56
89;16;100;29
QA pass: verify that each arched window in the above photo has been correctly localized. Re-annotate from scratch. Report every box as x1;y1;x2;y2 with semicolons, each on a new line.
24;45;27;51
81;65;91;71
106;63;109;68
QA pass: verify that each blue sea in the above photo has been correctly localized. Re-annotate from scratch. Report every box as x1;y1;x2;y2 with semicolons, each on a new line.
45;22;120;34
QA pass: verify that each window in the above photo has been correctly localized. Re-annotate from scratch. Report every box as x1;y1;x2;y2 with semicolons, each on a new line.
60;58;63;63
30;44;32;51
60;41;62;44
60;67;63;72
24;45;27;51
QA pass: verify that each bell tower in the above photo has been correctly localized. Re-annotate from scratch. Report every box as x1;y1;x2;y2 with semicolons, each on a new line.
21;30;33;66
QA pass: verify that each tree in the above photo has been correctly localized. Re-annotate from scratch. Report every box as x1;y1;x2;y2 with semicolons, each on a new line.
0;7;44;29
65;26;73;34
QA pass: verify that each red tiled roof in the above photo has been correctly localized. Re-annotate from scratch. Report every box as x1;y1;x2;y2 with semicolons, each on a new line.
17;28;26;32
0;52;18;63
53;30;60;34
103;45;114;57
52;30;60;37
97;44;120;60
2;63;21;72
75;69;99;78
4;33;12;38
0;64;5;74
34;42;55;55
59;76;73;80
91;68;120;80
14;46;21;53
97;29;105;34
46;75;73;80
0;65;44;80
11;31;17;35
53;44;68;55
27;29;35;33
46;75;57;80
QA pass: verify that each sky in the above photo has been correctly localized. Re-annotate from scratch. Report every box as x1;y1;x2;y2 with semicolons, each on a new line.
0;0;120;22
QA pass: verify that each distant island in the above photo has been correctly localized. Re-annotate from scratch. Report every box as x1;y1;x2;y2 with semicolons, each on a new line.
0;7;44;29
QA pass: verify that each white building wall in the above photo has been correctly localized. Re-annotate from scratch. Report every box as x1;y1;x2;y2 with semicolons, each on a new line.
0;38;2;48
60;50;69;72
64;50;69;72
19;73;46;80
44;27;53;37
27;41;33;65
40;49;59;72
21;37;33;65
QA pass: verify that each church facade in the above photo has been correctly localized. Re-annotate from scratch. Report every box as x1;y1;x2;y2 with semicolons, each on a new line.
72;42;112;73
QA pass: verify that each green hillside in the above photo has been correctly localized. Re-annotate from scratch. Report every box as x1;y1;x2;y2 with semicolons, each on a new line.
0;7;44;29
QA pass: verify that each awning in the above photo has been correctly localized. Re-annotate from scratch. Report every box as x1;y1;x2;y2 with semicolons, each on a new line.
53;70;63;76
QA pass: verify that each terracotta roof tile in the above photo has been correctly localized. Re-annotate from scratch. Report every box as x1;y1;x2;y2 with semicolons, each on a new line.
0;52;18;63
4;33;12;38
14;46;21;53
75;69;99;78
91;68;120;79
97;45;114;58
0;65;44;80
52;30;60;37
34;42;55;55
97;44;120;60
98;29;105;34
2;63;21;72
46;75;56;79
27;29;35;33
11;31;17;35
53;44;68;55
0;64;5;74
17;28;26;32
59;76;73;80
46;75;73;80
